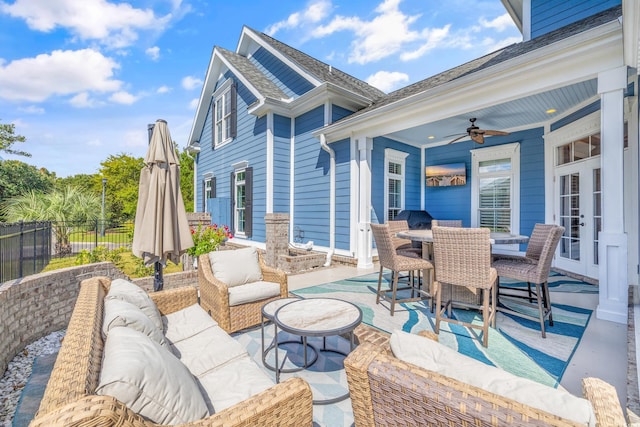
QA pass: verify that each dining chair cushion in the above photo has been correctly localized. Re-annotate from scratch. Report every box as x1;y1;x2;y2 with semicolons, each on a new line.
227;281;282;306
102;298;168;349
96;326;209;425
390;330;595;426
208;246;263;287
106;278;163;331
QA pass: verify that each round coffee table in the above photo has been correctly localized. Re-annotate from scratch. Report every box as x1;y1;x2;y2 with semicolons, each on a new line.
261;297;318;372
274;297;362;405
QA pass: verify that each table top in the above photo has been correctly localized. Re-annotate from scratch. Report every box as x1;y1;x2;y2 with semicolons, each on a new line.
262;297;301;319
274;298;362;337
396;229;530;245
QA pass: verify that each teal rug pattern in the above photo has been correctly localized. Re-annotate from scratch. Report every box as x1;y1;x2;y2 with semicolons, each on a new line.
292;271;594;389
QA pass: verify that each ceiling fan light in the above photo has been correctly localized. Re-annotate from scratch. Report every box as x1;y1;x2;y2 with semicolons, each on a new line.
546;108;557;114
427;135;435;139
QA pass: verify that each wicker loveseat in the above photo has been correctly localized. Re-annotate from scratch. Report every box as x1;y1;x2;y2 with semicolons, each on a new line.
345;330;627;427
30;276;313;427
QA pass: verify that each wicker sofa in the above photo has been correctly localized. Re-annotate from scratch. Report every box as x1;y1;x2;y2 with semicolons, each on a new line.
345;330;627;427
30;276;313;427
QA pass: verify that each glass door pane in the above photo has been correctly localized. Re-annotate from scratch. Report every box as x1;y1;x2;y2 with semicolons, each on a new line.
559;173;580;261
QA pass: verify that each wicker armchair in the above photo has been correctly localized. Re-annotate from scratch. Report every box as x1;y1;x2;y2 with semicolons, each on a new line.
344;331;627;427
431;219;463;227
387;219;422;258
432;226;497;347
371;223;434;316
493;223;565;338
198;250;288;334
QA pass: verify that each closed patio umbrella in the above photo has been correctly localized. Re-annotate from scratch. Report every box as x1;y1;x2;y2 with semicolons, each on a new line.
132;119;193;291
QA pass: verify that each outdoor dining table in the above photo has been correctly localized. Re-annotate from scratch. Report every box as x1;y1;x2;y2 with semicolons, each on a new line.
396;229;529;260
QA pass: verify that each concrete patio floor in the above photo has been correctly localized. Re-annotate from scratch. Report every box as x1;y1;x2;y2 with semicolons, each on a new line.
288;263;630;410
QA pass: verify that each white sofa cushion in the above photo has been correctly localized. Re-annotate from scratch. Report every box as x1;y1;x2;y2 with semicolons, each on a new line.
103;298;168;349
163;303;218;344
106;278;163;331
208;247;262;287
228;281;281;306
170;324;248;377
198;356;275;412
96;327;209;425
390;330;595;426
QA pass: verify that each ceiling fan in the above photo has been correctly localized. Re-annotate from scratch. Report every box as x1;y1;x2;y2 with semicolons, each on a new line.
447;118;509;144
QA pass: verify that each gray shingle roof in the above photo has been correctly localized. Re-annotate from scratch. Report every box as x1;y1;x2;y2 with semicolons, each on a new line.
348;5;622;118
217;46;288;100
250;28;386;102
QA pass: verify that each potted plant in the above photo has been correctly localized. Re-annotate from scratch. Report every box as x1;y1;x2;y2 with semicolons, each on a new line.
186;224;233;269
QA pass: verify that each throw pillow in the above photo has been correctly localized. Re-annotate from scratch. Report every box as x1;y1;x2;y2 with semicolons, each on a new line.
390;330;595;427
96;327;209;425
106;278;163;330
208;246;262;287
102;298;168;349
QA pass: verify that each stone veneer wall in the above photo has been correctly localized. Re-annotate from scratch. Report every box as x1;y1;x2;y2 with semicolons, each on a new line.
0;262;198;376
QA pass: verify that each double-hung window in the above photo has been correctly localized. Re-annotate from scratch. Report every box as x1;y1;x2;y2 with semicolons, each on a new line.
471;143;520;233
384;149;409;221
212;79;237;147
230;164;252;238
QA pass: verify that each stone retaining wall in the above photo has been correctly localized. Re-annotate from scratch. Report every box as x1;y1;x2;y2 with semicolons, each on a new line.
0;263;198;377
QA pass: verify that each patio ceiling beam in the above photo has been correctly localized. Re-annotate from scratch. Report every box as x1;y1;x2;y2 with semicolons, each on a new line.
318;20;623;143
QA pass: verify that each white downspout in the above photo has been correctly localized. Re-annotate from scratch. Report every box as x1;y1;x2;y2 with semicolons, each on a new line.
320;133;335;266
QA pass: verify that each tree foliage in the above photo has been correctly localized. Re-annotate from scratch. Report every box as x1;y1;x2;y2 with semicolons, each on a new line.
96;153;145;222
0;120;30;157
0;160;55;208
179;147;194;212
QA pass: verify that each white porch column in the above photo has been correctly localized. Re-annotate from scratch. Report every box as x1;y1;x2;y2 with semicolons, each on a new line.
597;66;628;324
356;137;373;269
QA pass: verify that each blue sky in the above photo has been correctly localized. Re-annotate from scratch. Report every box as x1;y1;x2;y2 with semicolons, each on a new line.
0;0;521;177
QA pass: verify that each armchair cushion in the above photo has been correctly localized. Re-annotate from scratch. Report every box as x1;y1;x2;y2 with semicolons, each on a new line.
96;326;209;425
163;303;218;344
228;281;282;306
390;330;595;426
106;278;163;330
103;298;168;349
208;246;263;287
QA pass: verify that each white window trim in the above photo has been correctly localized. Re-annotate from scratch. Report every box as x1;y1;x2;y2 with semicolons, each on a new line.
384;148;409;222
470;143;520;236
233;162;248;237
213;79;233;148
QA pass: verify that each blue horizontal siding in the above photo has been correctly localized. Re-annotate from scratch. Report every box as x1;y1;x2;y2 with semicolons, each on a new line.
531;0;620;39
250;47;314;98
425;128;545;243
273;114;291;214
334;138;351;251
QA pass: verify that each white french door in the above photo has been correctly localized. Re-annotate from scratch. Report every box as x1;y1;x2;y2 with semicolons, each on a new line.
554;156;601;279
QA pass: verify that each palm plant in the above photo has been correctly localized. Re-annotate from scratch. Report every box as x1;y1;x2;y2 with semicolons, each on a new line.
1;185;101;255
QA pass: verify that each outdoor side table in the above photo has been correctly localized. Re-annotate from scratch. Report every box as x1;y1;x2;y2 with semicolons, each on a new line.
260;297;317;372
274;297;362;405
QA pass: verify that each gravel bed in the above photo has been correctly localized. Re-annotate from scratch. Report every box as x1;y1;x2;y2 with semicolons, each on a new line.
0;331;65;427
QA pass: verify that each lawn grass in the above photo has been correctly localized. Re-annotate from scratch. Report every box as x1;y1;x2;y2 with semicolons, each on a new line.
43;251;183;278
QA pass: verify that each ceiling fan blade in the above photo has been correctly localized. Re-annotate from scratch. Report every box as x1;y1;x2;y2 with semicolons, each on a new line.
483;130;510;136
447;134;468;144
471;133;484;144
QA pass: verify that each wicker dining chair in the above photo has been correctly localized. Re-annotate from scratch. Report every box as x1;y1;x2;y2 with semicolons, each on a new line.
432;226;497;347
371;223;434;316
492;223;565;338
431;219;463;227
388;219;422;258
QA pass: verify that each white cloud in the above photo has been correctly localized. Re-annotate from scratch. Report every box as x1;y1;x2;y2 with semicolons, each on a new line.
400;25;450;61
480;13;516;32
18;105;45;114
146;46;160;61
0;0;171;49
189;98;199;110
109;91;138;104
157;85;171;94
69;92;98;108
366;70;408;93
0;49;122;102
265;0;331;35
181;76;202;90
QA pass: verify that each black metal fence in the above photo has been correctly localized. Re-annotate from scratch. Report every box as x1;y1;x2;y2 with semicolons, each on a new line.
0;221;51;284
0;220;134;283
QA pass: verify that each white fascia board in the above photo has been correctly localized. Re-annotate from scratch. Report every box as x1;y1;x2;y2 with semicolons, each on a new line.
250;83;372;118
501;0;523;33
321;21;622;143
238;27;323;87
623;0;640;69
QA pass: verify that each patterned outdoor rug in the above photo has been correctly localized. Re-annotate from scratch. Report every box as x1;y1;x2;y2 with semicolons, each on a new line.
233;271;595;427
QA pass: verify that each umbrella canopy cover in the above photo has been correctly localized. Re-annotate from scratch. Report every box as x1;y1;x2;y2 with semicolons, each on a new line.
132;119;194;268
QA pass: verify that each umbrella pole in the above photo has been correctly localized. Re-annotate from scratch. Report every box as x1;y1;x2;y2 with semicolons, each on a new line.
154;262;164;291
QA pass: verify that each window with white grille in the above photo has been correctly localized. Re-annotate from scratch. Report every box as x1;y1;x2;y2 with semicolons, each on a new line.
384;149;409;221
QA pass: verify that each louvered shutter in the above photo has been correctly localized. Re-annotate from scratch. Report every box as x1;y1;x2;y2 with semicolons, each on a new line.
211;177;216;198
201;179;206;211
